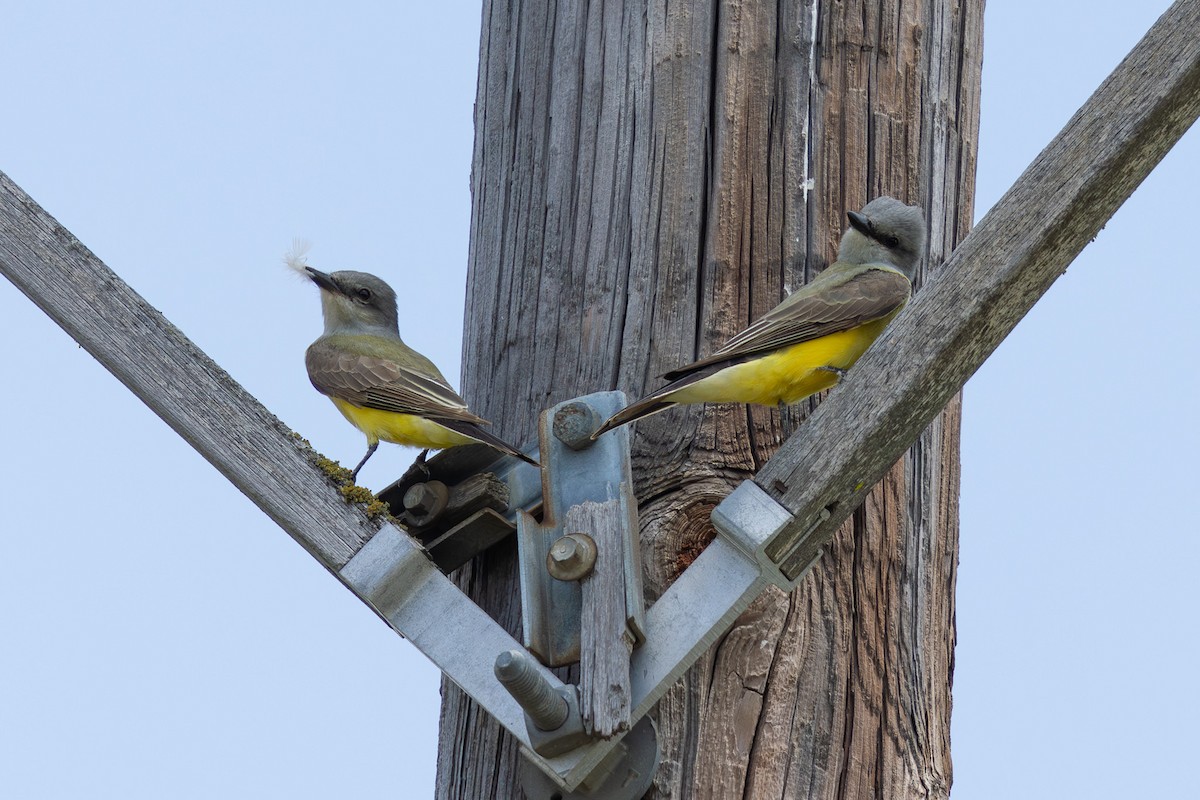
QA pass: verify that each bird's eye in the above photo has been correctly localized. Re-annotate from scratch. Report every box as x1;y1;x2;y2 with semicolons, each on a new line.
356;288;372;302
880;234;900;249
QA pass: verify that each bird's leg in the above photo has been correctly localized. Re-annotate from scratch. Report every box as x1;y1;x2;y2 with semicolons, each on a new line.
349;441;379;483
816;365;849;383
415;449;432;479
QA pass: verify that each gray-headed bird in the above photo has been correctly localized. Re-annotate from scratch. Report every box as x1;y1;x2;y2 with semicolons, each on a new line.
294;255;538;481
591;196;926;439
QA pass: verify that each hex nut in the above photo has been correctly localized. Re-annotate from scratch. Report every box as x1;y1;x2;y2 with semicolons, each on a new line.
546;532;598;581
403;480;449;523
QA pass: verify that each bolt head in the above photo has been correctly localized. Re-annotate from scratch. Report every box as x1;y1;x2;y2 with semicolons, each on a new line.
402;480;448;522
550;537;579;563
546;532;597;581
552;401;602;450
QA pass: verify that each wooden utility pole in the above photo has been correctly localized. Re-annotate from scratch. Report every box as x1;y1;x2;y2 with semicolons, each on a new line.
2;4;1195;800
439;1;982;797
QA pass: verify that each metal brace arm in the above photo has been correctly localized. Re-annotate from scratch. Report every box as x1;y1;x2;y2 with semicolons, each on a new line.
337;473;805;793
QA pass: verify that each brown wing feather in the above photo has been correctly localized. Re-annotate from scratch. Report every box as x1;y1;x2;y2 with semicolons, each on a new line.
305;340;489;424
662;265;910;379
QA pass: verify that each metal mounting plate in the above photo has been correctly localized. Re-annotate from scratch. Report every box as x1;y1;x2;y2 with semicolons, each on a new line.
517;392;645;666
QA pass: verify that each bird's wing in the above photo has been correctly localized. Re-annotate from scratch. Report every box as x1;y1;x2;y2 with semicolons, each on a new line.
433;418;540;467
662;264;911;378
305;340;490;424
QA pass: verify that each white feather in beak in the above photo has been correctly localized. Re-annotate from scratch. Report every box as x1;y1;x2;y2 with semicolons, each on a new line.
283;239;312;277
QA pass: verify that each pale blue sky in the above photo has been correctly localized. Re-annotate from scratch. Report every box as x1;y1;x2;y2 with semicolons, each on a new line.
1;2;1195;798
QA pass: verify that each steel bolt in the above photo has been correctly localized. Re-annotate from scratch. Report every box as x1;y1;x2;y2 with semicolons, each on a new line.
546;532;598;581
403;480;449;521
494;650;569;731
552;401;602;450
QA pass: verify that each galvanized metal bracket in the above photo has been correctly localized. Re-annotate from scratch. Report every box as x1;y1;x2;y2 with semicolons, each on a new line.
376;437;542;572
340;400;832;795
518;717;659;800
710;480;826;592
363;392;656;792
517;392;645;667
337;519;649;794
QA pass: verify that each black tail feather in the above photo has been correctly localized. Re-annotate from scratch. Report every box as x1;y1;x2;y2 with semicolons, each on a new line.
438;419;540;467
589;397;678;440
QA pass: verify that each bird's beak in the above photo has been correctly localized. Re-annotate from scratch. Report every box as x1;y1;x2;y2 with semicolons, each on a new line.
305;266;340;294
847;210;873;238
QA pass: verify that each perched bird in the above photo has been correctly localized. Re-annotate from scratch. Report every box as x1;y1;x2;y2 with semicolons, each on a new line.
591;196;926;439
294;255;537;481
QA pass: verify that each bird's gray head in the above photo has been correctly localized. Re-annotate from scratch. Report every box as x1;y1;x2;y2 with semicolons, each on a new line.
837;196;927;279
305;267;401;336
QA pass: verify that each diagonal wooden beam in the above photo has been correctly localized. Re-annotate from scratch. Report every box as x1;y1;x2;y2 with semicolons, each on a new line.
0;168;580;783
611;0;1200;750
0;170;376;570
754;0;1200;577
2;0;1197;789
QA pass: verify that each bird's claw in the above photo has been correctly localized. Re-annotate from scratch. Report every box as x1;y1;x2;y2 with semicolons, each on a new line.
817;365;849;381
414;449;432;479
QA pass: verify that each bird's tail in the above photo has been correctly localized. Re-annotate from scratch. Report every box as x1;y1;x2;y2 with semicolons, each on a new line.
440;419;540;467
589;395;678;441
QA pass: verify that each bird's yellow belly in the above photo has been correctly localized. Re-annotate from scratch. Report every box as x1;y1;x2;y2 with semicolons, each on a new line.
330;398;476;449
671;319;891;406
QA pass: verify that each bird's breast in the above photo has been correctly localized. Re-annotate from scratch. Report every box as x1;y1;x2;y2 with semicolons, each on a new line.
669;318;892;406
330;398;476;449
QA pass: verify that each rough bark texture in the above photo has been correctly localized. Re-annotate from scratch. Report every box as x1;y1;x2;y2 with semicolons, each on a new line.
438;0;981;797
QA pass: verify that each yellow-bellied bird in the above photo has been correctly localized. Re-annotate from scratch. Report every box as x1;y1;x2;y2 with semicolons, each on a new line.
296;260;538;481
591;196;926;439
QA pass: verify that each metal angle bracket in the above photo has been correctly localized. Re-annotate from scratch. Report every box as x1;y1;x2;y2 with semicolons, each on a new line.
493;648;658;796
710;480;824;592
517;391;646;666
518;717;659;800
375;435;543;573
335;508;648;793
337;523;560;759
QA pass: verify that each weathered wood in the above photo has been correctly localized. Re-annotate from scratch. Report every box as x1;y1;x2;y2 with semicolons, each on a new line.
442;0;980;797
437;1;656;794
422;508;514;573
443;473;509;521
0;171;376;570
679;3;973;797
570;499;634;739
758;0;1200;577
0;171;603;780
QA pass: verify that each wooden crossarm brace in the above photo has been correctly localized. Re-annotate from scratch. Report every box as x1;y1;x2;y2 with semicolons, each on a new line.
755;0;1200;576
612;0;1200;757
2;0;1198;792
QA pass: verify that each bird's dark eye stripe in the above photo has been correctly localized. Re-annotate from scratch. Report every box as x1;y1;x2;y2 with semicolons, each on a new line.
880;234;900;248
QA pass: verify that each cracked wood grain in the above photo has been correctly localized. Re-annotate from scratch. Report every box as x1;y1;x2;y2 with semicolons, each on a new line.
439;0;981;797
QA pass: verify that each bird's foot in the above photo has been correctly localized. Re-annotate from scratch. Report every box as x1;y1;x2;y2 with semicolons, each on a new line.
414;449;432;479
816;365;849;382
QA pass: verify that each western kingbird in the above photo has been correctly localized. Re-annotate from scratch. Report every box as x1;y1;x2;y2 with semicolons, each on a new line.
591;196;926;439
300;265;538;480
